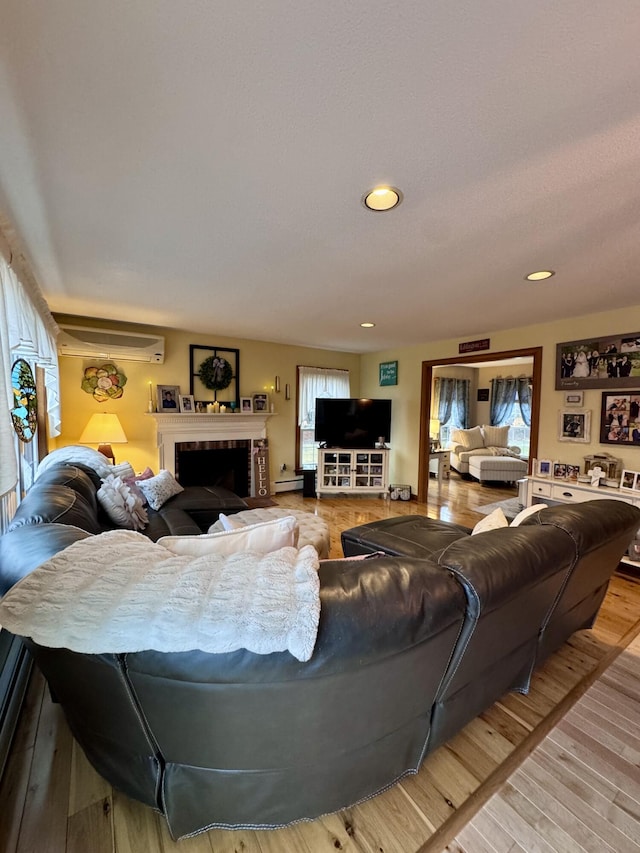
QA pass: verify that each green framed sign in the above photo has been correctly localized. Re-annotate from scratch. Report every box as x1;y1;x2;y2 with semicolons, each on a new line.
379;360;398;386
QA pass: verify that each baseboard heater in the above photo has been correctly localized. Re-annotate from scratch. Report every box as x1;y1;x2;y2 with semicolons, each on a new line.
274;476;303;493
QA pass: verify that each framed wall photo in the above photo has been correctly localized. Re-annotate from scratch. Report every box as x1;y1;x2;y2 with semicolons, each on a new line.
558;409;591;443
600;392;640;445
556;332;640;390
157;384;180;412
620;469;640;491
179;394;195;413
240;396;253;413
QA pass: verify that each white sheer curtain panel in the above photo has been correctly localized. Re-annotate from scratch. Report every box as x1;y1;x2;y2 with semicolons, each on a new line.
298;367;350;428
0;263;16;495
1;258;60;438
0;255;60;497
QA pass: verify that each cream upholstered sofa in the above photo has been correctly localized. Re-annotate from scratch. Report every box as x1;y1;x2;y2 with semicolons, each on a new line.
448;425;523;476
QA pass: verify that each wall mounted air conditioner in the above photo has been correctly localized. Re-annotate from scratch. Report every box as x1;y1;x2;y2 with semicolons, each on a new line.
57;324;165;363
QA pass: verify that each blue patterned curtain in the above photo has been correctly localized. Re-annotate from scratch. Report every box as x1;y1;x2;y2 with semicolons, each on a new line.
490;378;517;426
516;377;532;427
435;377;470;427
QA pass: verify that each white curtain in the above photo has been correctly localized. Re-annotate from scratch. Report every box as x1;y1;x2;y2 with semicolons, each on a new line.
0;256;60;496
298;367;350;428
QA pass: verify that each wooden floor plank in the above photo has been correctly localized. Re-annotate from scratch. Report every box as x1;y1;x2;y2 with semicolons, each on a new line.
68;739;112;818
483;791;557;853
550;719;640;789
66;798;114;853
498;780;589;853
112;788;168;853
0;672;45;853
526;747;640;850
15;696;73;853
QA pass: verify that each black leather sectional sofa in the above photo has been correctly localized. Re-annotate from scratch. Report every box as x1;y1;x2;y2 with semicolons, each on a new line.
0;463;637;839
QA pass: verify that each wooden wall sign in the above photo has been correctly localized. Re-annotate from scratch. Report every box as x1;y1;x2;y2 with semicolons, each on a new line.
253;439;271;497
379;360;398;386
459;338;490;354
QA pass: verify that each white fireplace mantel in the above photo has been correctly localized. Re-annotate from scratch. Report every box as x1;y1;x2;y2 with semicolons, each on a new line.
147;412;274;479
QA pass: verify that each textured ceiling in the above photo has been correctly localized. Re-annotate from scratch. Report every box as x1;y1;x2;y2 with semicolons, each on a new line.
1;1;639;353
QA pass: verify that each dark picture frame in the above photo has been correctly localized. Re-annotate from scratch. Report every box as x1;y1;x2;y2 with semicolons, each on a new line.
556;332;640;390
189;344;240;409
600;392;640;445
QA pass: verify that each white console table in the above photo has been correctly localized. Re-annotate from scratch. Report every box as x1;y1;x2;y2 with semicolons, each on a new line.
526;475;638;508
526;475;640;566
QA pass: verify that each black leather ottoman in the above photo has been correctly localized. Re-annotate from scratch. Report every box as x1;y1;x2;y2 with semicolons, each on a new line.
165;486;248;531
341;515;471;559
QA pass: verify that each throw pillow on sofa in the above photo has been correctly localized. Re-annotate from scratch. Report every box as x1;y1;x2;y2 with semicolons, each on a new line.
482;424;510;447
471;507;509;535
217;512;245;531
97;474;149;531
158;515;299;557
451;426;485;450
136;469;184;510
123;466;155;505
510;503;548;527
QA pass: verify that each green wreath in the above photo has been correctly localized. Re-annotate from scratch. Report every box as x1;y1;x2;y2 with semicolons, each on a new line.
198;355;233;391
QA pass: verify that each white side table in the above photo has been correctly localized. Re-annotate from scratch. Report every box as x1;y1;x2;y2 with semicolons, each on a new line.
429;449;451;481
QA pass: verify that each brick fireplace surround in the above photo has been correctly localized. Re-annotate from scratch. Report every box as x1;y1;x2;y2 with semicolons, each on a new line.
148;412;273;498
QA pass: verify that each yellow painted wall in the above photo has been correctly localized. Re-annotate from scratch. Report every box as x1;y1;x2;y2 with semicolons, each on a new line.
360;305;640;493
54;315;361;484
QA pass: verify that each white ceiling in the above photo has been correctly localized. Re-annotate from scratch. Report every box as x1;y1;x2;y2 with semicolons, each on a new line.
1;2;639;353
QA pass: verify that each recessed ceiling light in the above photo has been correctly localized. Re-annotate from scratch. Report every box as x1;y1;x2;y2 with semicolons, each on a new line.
360;322;376;328
363;186;402;211
524;270;555;281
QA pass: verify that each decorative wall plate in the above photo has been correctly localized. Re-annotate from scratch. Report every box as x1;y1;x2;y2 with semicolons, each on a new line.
11;358;37;442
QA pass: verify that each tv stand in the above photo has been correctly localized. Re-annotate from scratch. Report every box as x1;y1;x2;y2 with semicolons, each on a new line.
317;448;389;499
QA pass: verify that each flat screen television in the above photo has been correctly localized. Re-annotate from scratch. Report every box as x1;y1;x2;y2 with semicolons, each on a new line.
314;398;392;449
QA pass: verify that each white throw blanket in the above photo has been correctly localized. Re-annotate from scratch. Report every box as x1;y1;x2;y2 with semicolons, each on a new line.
0;530;321;662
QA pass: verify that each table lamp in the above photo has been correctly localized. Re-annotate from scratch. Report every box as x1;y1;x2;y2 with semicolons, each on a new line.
79;412;128;464
429;418;441;450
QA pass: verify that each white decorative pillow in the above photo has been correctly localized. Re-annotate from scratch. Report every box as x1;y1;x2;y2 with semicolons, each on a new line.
471;507;509;535
111;461;136;480
457;426;485;450
482;424;510;447
159;515;299;557
510;503;548;527
136;469;184;510
218;512;244;531
97;475;149;531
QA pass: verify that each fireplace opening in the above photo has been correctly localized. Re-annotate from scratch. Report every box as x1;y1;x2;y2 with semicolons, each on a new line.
176;442;251;496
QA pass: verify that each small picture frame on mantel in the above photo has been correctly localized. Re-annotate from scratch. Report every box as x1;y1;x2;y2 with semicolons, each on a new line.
179;394;195;413
252;393;269;413
240;396;253;413
157;384;180;412
536;459;552;477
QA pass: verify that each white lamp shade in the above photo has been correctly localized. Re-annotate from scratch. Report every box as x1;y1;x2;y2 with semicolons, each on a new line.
79;413;128;445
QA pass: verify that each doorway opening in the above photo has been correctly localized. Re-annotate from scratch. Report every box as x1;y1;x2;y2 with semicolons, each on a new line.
417;347;543;503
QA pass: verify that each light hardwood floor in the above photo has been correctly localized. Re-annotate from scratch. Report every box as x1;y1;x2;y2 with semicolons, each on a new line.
1;475;639;853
